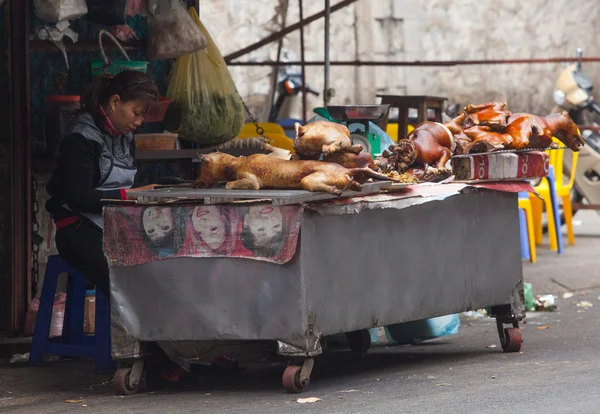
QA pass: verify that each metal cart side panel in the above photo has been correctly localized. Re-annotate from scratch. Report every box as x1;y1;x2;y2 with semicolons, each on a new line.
110;190;523;358
300;190;522;337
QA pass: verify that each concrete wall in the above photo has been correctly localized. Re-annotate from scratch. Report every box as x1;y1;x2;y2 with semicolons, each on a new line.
200;0;600;118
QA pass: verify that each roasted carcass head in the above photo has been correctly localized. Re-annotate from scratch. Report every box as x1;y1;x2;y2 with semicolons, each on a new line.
544;112;584;151
393;122;455;172
324;151;377;170
293;121;363;159
193;151;394;196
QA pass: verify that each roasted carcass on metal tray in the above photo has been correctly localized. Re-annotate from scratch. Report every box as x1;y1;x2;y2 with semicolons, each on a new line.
193;143;397;195
444;101;584;155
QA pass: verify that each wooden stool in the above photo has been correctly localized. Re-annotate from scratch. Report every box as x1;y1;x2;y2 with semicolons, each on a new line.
376;95;447;141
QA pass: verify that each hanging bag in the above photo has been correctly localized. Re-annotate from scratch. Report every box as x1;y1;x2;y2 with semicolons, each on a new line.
165;8;244;145
147;0;207;61
91;30;148;77
33;0;88;22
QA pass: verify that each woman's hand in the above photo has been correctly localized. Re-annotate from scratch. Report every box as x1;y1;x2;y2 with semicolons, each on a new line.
126;184;157;200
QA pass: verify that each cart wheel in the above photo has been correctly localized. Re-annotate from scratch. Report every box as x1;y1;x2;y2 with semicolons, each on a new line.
501;327;523;353
113;367;140;395
346;330;371;354
282;365;309;394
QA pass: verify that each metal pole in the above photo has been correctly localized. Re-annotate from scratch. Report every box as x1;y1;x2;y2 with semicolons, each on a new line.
227;57;600;66
324;0;331;106
268;0;289;121
299;0;307;123
224;0;360;62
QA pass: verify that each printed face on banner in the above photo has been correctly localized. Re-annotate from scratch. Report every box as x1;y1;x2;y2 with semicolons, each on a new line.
104;203;303;267
142;207;174;242
241;205;285;257
191;205;227;251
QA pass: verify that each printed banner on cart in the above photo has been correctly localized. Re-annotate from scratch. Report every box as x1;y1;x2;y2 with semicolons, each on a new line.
103;204;303;266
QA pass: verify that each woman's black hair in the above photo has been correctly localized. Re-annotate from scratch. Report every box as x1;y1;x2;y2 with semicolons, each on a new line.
140;206;188;258
81;70;159;114
240;213;286;258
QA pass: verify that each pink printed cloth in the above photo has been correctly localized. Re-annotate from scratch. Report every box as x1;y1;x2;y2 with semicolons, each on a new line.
103;203;303;267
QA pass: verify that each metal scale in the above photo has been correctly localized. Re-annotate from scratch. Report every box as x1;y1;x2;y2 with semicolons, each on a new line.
326;104;390;157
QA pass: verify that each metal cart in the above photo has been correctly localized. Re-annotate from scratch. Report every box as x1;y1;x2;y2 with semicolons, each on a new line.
104;185;526;394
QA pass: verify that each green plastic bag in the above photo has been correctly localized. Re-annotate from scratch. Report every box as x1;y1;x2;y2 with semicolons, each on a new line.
166;8;244;145
524;282;534;311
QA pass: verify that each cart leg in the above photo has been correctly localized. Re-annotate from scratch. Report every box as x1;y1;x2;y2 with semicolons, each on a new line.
491;304;523;353
345;329;371;355
282;357;314;394
113;358;144;395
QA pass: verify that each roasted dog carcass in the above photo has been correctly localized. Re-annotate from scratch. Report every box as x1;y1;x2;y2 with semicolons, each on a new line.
293;121;363;159
392;122;455;172
193;151;393;196
445;101;584;154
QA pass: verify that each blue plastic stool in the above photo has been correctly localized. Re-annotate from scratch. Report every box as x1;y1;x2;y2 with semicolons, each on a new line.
29;255;114;373
518;208;530;261
546;166;564;254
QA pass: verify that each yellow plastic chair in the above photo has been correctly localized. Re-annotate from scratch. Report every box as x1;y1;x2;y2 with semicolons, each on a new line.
237;122;294;151
518;196;537;263
385;123;414;143
239;122;286;137
530;137;579;248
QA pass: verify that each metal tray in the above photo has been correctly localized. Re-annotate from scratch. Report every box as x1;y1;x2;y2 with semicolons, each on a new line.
451;146;566;159
133;180;392;206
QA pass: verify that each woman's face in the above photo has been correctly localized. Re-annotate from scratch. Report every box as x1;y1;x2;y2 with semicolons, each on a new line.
107;97;149;135
192;206;226;250
142;207;174;242
244;205;283;248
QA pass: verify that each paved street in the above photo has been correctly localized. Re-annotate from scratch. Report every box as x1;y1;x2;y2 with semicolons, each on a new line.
1;210;599;414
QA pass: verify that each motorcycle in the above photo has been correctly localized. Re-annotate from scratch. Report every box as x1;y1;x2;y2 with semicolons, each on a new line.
268;53;319;124
552;47;600;225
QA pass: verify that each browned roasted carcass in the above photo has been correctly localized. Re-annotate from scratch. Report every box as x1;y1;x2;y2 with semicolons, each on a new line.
504;113;552;150
393;122;455;171
324;151;377;170
444;113;472;154
464;101;507;113
542;112;584;151
444;101;584;154
193;151;394;196
463;125;513;153
503;112;583;151
293;121;363;159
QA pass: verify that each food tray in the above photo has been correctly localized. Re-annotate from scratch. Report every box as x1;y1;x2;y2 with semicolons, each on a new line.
451;146;567;159
133;181;391;206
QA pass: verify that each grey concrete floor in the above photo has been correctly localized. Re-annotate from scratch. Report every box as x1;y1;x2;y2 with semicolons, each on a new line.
1;211;598;414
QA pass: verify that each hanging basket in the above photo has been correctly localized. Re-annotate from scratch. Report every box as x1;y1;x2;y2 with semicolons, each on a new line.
91;30;148;77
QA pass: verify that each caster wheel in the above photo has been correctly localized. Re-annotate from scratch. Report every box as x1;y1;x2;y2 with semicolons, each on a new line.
501;327;523;353
346;330;371;354
113;367;140;395
282;365;309;394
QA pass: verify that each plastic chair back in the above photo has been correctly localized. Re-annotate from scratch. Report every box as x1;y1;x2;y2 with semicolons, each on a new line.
386;123;399;143
550;137;579;192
